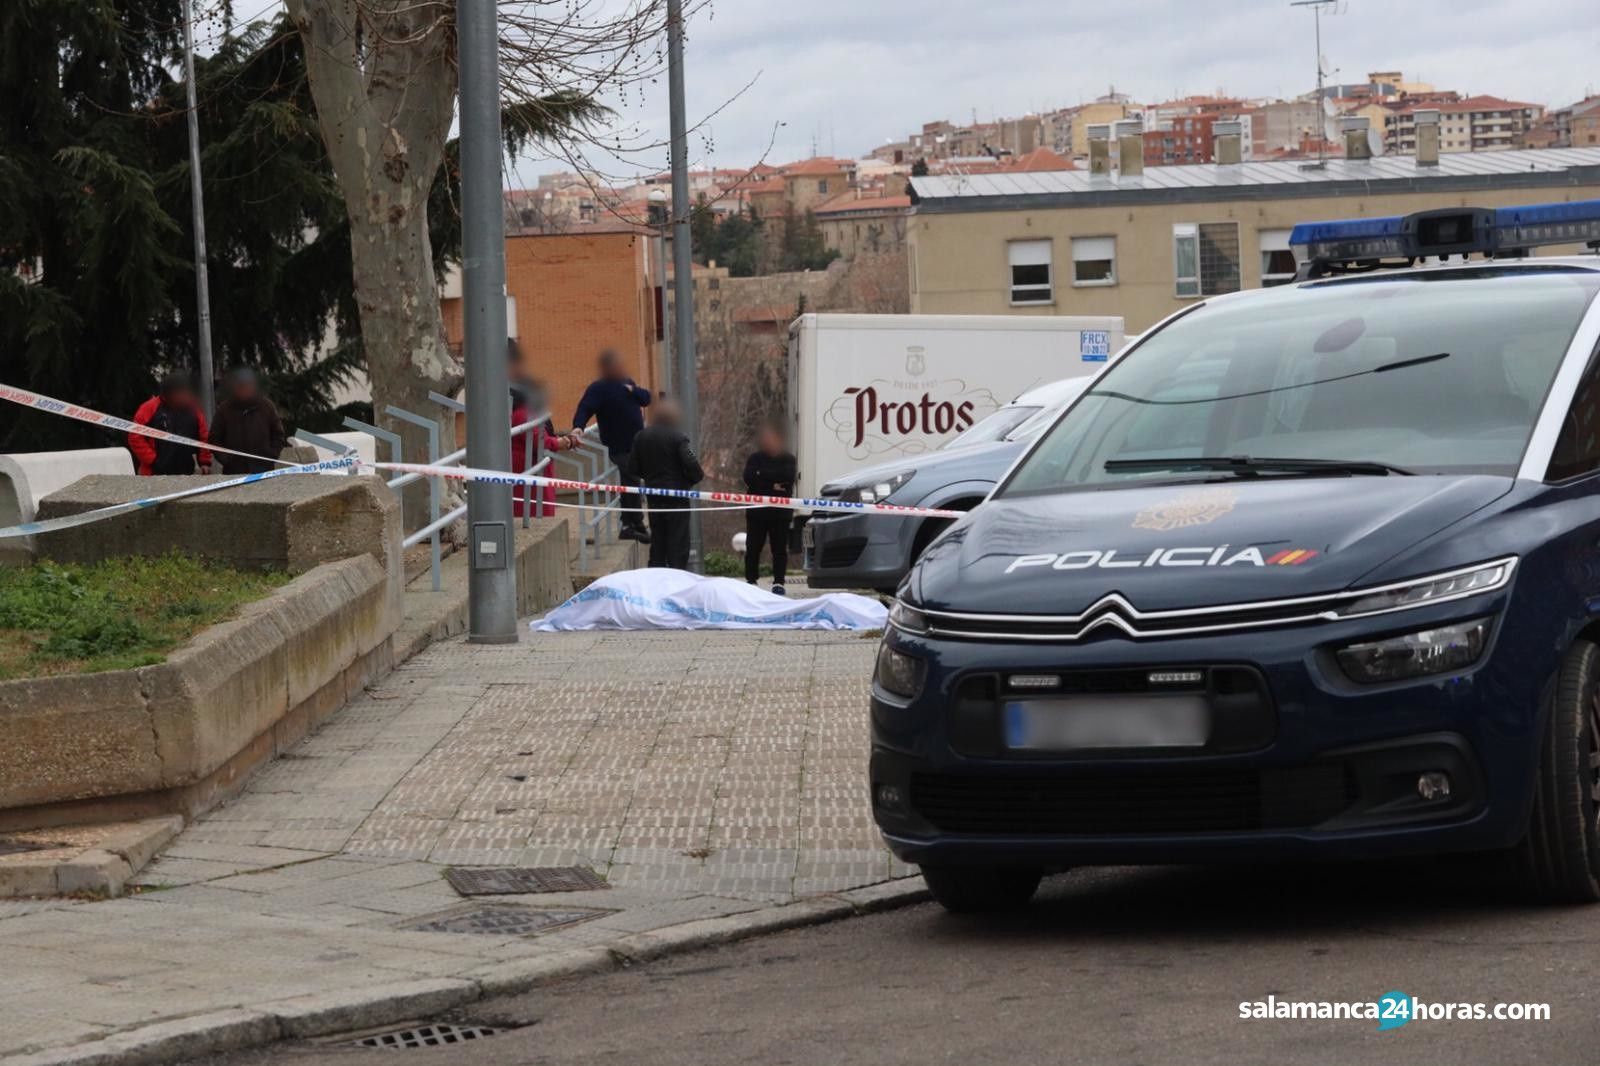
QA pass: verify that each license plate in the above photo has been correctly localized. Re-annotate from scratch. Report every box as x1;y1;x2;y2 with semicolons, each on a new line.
1004;696;1210;751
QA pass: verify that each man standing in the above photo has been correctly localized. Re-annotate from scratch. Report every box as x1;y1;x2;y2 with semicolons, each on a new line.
209;368;287;475
623;398;703;570
742;422;799;595
130;374;213;475
571;349;651;542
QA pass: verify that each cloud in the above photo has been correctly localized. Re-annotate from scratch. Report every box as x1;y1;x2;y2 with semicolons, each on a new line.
524;0;1596;179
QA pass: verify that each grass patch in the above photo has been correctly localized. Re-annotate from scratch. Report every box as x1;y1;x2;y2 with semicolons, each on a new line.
701;549;771;579
0;555;291;681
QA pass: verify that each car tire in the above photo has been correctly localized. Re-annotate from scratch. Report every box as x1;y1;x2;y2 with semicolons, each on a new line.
1512;637;1600;903
920;865;1044;913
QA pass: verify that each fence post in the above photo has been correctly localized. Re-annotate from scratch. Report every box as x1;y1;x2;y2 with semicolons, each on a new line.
386;406;443;592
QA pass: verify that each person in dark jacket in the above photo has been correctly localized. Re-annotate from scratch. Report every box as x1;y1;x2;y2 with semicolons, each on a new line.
130;374;213;475
209;369;287;475
623;398;704;570
571;349;651;541
742;422;799;594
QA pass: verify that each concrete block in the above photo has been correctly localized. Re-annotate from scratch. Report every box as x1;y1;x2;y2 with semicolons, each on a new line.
54;849;133;896
0;673;162;807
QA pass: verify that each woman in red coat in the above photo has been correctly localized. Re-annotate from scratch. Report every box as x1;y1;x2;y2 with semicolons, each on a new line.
507;340;570;516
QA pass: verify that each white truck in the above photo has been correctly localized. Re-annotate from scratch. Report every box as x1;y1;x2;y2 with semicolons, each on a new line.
786;313;1126;498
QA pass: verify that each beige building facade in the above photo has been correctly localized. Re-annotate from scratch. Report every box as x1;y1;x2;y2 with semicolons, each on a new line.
906;147;1600;332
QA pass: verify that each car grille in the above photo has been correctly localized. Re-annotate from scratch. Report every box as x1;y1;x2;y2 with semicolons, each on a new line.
818;536;868;569
909;765;1354;835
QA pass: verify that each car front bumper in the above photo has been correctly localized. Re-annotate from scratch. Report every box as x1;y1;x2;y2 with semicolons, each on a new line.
804;511;913;590
869;597;1542;868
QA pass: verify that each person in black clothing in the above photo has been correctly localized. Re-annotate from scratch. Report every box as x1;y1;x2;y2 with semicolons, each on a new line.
210;369;287;475
129;374;213;475
623;398;704;570
742;422;799;595
571;349;652;542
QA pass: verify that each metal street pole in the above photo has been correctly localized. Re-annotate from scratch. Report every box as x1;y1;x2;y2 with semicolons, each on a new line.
667;0;701;570
181;0;215;421
459;0;518;642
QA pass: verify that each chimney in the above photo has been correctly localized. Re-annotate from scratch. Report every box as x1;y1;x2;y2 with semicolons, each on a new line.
1213;120;1243;165
1115;119;1144;177
1342;115;1373;160
1087;123;1112;175
1414;108;1440;166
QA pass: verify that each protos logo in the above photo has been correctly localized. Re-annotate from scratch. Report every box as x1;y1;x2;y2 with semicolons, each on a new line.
1005;545;1320;574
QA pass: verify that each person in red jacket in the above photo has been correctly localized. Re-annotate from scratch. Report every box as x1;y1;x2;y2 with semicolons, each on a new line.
507;340;571;516
130;374;213;475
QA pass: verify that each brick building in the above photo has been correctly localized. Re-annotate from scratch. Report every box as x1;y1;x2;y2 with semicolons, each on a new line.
440;228;666;428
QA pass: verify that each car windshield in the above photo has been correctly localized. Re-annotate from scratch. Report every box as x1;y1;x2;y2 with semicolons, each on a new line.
1000;269;1600;496
942;404;1041;449
1007;382;1092;442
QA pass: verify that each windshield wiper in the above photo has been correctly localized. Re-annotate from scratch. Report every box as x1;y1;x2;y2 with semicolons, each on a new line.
1105;455;1414;477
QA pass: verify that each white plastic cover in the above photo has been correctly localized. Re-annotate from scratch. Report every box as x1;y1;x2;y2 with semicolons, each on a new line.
532;569;887;632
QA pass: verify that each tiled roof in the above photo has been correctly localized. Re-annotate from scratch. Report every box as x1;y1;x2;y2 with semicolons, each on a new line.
813;191;913;215
782;157;856;176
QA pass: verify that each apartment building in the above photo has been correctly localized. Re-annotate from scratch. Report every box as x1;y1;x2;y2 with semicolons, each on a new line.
1385;95;1544;155
905;144;1600;332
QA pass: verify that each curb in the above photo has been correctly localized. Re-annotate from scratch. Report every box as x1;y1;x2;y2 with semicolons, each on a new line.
3;877;930;1066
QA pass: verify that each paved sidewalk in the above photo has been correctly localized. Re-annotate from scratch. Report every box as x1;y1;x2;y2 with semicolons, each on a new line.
0;627;911;1062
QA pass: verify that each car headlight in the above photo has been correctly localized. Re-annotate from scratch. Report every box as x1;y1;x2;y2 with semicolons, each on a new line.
888;600;928;635
1332;558;1515;618
874;642;926;699
1335;618;1490;684
839;470;914;504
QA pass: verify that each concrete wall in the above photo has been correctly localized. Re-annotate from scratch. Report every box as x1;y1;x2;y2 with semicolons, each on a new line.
0;556;396;827
908;183;1600;332
34;473;404;624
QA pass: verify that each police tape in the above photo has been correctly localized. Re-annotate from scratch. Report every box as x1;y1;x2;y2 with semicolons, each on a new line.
0;457;358;540
0;382;298;468
371;461;967;519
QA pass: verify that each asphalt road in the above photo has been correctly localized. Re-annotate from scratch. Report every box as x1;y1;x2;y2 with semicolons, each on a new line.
192;860;1600;1066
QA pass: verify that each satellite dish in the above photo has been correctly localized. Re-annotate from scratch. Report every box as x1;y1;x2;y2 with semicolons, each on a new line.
1322;95;1338;118
1367;127;1385;157
1323;116;1342;144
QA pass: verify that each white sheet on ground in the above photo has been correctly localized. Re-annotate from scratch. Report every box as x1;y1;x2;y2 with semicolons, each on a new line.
533;568;887;631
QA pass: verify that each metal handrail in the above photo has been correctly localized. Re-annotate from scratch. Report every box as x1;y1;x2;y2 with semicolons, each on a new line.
346;401;563;592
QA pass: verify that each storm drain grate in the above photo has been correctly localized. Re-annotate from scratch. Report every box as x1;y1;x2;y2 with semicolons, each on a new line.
351;1022;498;1049
445;865;609;896
403;902;612;937
0;837;57;857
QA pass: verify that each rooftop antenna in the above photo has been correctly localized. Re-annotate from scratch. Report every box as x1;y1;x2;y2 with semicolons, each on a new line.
1290;0;1343;169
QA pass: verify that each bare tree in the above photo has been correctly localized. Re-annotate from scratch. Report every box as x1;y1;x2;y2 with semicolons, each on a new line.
283;0;705;520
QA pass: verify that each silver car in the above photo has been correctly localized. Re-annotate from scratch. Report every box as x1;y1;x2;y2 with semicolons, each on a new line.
804;377;1091;592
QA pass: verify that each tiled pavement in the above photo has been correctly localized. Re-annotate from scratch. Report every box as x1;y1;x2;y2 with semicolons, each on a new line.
0;626;911;1061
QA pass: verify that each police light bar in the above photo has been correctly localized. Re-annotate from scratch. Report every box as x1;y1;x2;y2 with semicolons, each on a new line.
1291;198;1600;269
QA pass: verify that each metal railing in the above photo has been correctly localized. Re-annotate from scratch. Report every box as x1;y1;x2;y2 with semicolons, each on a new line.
298;395;624;586
331;394;585;591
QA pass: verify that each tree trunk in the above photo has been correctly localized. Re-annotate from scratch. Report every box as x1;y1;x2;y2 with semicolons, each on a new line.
286;0;461;526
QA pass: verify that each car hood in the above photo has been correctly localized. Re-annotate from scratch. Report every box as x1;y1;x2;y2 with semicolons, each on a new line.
911;474;1514;613
821;439;1021;494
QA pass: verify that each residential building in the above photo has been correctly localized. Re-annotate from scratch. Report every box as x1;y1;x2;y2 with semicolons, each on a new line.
1385;95;1544;155
439;229;665;425
780;157;857;214
1143;115;1220;166
905;146;1600;332
815;191;913;258
1526;96;1600;149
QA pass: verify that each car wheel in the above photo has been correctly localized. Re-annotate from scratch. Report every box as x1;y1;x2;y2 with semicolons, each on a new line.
920;865;1044;913
1512;637;1600;903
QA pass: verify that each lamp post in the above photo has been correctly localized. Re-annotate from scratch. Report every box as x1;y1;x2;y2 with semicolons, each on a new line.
666;0;701;569
647;188;674;388
458;0;517;642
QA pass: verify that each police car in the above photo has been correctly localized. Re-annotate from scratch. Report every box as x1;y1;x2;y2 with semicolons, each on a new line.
872;200;1600;912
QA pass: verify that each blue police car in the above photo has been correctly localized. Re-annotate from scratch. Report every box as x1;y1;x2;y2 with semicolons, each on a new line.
872;200;1600;912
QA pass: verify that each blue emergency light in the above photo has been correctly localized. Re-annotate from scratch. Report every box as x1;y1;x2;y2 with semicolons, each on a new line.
1290;198;1600;276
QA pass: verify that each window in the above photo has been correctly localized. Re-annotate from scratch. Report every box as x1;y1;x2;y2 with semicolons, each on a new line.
1000;271;1600;497
1258;229;1299;287
1173;222;1240;298
1548;348;1600;480
1008;239;1053;304
1071;236;1116;286
818;179;829;194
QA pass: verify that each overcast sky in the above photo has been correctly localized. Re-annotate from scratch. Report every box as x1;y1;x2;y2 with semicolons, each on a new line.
513;0;1598;182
